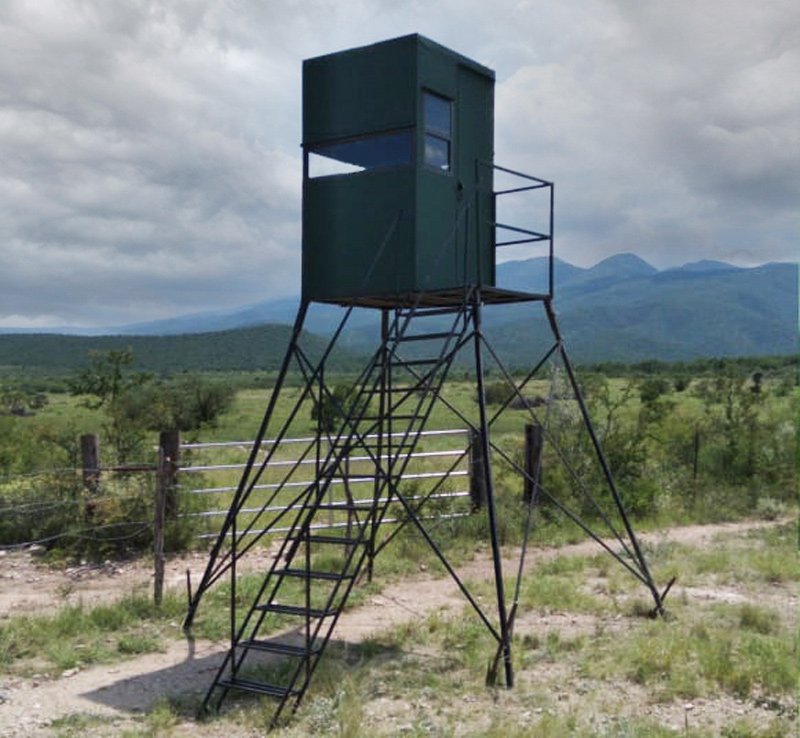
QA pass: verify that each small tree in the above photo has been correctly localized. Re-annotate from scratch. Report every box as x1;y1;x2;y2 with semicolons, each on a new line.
69;348;151;462
639;377;670;406
693;369;765;487
312;383;359;433
68;348;149;409
120;376;235;435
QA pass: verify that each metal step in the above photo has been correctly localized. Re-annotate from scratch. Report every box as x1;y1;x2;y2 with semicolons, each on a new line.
396;331;453;342
361;413;422;422
217;676;299;699
391;358;440;367
277;568;354;581
289;533;363;546
255;603;337;618
238;638;321;658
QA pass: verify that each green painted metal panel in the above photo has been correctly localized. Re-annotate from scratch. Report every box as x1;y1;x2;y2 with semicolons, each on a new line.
303;36;418;144
415;170;458;291
303;169;415;300
302;34;495;303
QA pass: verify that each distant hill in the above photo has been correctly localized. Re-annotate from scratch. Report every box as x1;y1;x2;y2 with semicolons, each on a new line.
0;324;359;374
116;297;302;337
0;255;795;370
479;257;796;364
664;260;741;274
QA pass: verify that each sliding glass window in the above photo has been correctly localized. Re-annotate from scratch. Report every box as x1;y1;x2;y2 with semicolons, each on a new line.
423;92;452;172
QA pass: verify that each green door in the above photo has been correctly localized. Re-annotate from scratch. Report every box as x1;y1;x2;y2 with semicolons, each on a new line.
456;64;494;286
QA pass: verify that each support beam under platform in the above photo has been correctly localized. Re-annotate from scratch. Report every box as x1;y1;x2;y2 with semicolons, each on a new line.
184;287;667;730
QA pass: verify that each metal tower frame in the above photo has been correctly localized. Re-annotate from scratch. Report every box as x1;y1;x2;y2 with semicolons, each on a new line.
183;166;670;729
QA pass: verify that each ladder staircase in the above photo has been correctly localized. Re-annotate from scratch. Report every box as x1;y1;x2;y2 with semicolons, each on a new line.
203;298;474;727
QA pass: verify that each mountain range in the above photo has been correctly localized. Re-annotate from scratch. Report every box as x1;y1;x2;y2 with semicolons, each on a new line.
115;253;798;363
1;253;796;370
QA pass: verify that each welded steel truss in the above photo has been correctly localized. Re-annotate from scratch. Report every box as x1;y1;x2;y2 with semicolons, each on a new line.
183;168;670;730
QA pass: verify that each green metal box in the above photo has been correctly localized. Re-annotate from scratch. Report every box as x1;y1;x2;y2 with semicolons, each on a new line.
302;35;495;303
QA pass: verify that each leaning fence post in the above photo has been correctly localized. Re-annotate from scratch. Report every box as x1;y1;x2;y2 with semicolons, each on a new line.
523;423;544;504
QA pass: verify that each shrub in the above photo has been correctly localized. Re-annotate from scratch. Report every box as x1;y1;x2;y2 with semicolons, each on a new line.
0;471;204;559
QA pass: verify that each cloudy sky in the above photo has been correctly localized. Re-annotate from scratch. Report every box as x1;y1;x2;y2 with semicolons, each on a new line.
1;0;797;329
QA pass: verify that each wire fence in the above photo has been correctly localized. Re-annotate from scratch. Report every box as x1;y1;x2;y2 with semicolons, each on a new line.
0;428;474;551
176;427;473;541
0;466;156;552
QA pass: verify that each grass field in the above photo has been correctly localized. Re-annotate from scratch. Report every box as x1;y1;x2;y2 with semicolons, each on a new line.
0;519;795;736
1;366;796;734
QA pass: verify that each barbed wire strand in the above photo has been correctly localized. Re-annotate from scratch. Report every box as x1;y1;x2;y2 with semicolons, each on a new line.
0;520;151;551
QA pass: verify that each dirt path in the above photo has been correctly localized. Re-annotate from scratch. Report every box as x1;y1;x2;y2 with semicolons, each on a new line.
0;518;793;736
1;518;782;618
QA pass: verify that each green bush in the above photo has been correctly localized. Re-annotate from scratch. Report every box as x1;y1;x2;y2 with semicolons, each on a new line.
0;472;204;559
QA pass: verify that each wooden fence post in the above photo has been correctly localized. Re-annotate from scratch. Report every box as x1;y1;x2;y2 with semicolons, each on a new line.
158;430;180;519
154;445;167;607
80;433;100;492
154;430;179;606
523;423;544;504
469;429;487;510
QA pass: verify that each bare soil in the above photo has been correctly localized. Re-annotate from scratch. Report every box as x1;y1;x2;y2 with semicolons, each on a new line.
0;518;795;736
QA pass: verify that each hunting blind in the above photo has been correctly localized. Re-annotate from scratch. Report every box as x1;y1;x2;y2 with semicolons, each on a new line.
302;34;495;302
186;34;670;729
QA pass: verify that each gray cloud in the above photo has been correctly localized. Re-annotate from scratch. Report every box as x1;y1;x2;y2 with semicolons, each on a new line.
494;0;800;267
0;0;797;328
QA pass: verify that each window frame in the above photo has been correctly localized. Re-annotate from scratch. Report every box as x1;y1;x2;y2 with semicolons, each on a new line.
305;127;415;179
422;90;453;174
